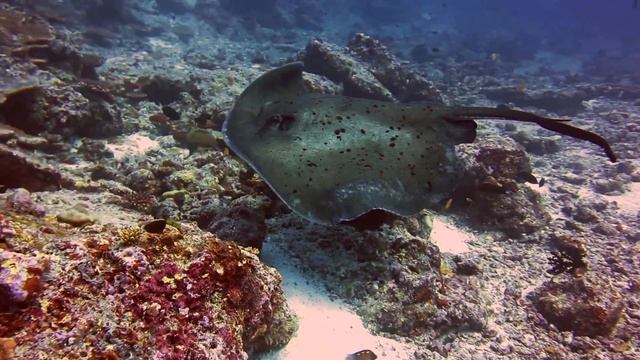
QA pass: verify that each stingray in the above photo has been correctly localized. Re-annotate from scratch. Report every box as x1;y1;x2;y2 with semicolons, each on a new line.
223;62;616;225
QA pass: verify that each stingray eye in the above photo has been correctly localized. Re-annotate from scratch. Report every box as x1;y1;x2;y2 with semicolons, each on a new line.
267;114;282;125
259;114;296;134
277;114;296;131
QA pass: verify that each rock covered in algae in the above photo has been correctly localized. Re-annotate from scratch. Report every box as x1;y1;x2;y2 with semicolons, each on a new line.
56;204;96;227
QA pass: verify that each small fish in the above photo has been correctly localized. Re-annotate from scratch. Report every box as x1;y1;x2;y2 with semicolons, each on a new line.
142;219;167;234
444;197;453;210
432;47;440;53
347;349;377;360
477;177;506;194
517;82;528;93
162;106;181;120
149;112;170;125
516;172;538;184
538;177;546;187
490;53;500;62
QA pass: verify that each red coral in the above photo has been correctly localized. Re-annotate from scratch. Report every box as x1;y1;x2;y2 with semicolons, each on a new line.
153;326;205;360
128;246;269;359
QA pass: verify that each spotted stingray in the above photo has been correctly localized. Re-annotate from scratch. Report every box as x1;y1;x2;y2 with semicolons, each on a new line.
223;62;616;225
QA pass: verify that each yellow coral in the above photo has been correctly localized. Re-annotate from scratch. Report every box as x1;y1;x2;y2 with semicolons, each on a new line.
174;170;197;184
117;226;145;245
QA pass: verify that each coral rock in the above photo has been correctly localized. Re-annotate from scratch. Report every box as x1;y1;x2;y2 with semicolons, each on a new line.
532;275;625;337
0;250;48;311
124;169;158;193
1;83;123;138
0;144;65;191
456;136;549;236
5;188;45;216
299;39;395;101
347;33;444;103
113;246;149;277
208;205;267;250
483;86;589;116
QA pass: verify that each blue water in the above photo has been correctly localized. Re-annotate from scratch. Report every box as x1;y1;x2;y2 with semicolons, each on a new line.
422;0;640;54
337;0;640;55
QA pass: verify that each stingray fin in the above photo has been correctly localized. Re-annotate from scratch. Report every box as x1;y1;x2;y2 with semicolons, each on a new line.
443;106;617;162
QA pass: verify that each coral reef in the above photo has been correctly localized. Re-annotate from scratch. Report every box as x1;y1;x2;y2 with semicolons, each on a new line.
0;193;296;358
0;249;48;311
1;83;123;138
0;4;104;79
0;5;54;63
208;203;268;250
268;214;488;345
455;136;549;236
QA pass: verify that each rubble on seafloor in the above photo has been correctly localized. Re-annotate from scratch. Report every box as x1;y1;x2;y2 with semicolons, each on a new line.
0;1;639;359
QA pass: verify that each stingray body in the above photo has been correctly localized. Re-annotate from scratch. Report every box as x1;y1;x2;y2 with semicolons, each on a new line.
223;62;616;225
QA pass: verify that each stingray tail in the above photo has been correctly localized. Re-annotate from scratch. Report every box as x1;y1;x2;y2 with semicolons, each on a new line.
444;106;617;163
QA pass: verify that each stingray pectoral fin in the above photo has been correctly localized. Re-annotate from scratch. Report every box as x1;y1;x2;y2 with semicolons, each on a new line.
444;106;618;163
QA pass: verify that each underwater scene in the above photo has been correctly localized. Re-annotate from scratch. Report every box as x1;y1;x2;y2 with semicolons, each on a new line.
0;0;639;359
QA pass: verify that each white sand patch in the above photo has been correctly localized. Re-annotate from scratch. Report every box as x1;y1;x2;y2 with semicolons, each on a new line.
258;242;417;360
603;182;640;215
431;218;471;254
525;180;550;195
106;134;160;160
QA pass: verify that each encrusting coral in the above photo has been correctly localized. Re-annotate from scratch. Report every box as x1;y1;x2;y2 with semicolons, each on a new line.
0;193;297;359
